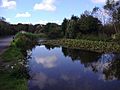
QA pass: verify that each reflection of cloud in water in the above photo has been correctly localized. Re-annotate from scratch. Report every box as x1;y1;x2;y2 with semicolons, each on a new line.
85;53;116;80
35;55;57;68
61;75;70;81
61;74;80;81
31;72;57;89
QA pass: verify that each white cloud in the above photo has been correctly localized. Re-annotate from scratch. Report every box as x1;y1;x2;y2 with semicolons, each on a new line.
6;18;11;21
15;12;31;18
91;0;119;3
1;0;16;9
34;20;62;25
36;20;49;25
31;72;57;89
35;55;57;68
91;0;105;3
34;0;56;11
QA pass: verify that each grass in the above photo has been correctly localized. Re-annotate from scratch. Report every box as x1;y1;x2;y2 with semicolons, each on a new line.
42;39;120;53
0;32;38;90
1;47;23;62
76;34;112;42
0;48;27;90
0;71;27;90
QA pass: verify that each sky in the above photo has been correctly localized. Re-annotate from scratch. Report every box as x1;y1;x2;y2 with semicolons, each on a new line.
0;0;108;25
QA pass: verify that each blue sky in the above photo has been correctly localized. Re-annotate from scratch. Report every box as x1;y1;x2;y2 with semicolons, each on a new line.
0;0;106;24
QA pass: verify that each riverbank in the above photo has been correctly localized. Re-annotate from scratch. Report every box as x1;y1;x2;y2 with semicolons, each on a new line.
42;39;120;53
0;32;38;90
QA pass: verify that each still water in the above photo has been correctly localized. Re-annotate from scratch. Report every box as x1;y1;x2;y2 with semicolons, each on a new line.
28;45;120;90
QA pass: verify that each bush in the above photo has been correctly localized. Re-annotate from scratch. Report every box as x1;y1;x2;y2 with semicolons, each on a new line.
112;33;120;43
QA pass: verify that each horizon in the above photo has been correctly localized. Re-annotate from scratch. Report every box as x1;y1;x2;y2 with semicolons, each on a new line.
0;0;110;25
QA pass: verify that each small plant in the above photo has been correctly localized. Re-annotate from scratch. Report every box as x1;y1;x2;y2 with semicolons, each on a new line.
112;33;120;44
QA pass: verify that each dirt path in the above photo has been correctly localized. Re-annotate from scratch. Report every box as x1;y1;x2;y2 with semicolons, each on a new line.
0;36;13;69
0;36;13;55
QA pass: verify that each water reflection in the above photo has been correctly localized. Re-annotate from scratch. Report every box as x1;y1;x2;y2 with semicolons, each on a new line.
29;72;57;90
61;46;120;81
62;47;99;63
35;55;57;68
28;45;120;90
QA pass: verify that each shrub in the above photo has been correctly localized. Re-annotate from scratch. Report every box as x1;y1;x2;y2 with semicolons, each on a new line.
112;33;120;43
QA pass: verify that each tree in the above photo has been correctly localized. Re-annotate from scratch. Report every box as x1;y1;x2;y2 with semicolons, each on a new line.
71;15;79;21
78;14;102;34
66;20;76;38
65;15;79;39
61;18;68;36
92;7;108;25
0;17;6;21
104;0;120;33
43;23;62;39
0;17;12;36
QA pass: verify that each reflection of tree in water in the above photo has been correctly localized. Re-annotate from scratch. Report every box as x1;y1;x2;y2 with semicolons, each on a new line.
44;44;60;50
62;47;100;64
43;45;120;80
22;40;38;57
61;47;120;81
103;58;120;80
86;53;120;80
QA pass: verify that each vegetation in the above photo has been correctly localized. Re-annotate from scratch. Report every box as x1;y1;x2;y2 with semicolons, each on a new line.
1;0;120;41
42;23;62;39
0;71;27;90
0;0;120;89
0;32;38;90
1;47;23;62
43;39;120;53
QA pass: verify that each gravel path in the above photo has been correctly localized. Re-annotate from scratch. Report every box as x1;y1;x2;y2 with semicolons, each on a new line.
0;36;13;55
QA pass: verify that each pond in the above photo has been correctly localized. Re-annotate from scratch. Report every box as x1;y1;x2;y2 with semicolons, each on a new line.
28;45;120;90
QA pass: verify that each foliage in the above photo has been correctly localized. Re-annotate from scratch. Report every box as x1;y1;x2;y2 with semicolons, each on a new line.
0;72;27;90
112;33;120;43
61;18;68;36
104;0;120;32
76;34;111;41
43;39;120;53
43;23;62;39
79;14;102;34
61;13;102;39
0;32;39;90
66;20;78;38
1;47;23;62
0;17;36;36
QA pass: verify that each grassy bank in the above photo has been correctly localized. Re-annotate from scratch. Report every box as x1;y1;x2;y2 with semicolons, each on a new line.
0;46;27;90
0;32;38;90
43;39;120;53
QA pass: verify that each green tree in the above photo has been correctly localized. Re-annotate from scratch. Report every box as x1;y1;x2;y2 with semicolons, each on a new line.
61;18;68;36
65;15;79;39
78;14;102;34
104;0;120;33
43;23;62;39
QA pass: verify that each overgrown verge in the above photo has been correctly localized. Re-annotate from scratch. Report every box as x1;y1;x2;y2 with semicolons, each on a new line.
0;32;38;90
43;39;120;53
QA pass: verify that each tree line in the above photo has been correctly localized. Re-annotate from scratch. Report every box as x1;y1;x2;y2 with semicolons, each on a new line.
0;0;120;40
